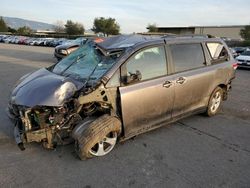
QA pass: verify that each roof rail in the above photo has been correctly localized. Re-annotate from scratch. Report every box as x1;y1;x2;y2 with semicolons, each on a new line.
138;32;176;36
162;34;215;39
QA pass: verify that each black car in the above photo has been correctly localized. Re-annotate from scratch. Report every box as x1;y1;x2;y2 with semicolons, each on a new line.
233;47;247;57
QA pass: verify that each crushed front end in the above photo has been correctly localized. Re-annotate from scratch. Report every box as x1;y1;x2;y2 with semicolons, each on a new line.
7;39;120;152
8;101;81;150
6;68;85;150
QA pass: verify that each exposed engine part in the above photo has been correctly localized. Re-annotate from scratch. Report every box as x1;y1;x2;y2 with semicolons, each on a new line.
27;107;65;130
11;83;118;150
14;100;82;149
57;113;82;130
99;102;111;109
78;86;119;116
82;102;97;116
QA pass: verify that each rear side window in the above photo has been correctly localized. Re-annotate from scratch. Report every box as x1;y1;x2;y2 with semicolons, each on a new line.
170;43;205;72
206;42;229;61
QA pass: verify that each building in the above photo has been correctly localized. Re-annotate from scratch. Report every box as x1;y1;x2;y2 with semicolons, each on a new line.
156;25;247;40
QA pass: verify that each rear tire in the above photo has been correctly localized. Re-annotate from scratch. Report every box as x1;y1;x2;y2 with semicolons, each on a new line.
206;87;223;117
74;114;122;160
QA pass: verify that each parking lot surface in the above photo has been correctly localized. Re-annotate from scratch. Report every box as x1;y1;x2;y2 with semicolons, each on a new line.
0;43;250;188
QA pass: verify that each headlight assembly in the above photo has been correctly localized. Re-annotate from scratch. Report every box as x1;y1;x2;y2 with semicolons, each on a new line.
60;49;68;55
54;82;77;105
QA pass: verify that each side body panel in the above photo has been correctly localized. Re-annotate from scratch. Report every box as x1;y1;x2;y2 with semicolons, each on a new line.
167;41;235;118
104;38;235;139
171;68;214;117
119;76;175;138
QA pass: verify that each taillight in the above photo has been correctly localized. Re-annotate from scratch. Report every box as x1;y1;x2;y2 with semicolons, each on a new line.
233;62;238;70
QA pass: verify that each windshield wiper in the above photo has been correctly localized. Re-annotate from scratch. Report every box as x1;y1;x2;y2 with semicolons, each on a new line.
61;54;86;75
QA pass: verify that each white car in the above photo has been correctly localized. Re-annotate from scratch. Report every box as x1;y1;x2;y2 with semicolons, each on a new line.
236;50;250;68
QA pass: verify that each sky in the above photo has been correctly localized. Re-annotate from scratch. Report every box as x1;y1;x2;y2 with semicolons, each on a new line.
0;0;250;33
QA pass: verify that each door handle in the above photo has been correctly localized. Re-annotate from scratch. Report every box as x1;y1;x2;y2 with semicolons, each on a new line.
163;81;173;88
176;77;186;84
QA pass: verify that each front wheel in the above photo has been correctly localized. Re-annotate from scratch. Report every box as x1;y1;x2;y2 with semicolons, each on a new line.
74;114;122;160
206;87;223;117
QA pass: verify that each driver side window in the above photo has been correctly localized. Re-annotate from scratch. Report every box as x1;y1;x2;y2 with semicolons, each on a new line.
125;46;167;82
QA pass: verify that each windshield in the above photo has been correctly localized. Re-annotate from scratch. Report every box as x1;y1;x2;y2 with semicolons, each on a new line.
52;42;118;84
241;50;250;56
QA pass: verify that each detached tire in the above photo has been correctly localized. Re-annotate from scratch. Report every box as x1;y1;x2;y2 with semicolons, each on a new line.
206;87;223;117
74;114;122;160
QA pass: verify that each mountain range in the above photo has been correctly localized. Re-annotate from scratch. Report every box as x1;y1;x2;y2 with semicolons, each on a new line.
2;16;55;30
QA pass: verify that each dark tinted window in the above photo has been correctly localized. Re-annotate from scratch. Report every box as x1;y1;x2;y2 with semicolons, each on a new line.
125;46;167;81
241;50;250;56
170;43;205;72
206;42;229;60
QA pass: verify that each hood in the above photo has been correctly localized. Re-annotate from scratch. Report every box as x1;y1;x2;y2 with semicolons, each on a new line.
56;43;80;50
11;68;85;107
236;55;250;61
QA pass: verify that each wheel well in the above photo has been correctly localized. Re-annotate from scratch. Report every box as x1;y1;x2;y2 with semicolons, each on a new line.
218;84;227;100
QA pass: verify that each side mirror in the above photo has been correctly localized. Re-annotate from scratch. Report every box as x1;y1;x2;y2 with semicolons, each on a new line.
126;70;142;84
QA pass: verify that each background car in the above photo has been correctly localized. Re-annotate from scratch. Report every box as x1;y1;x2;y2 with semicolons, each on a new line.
229;48;237;58
3;36;13;43
236;50;250;68
54;37;87;60
0;35;6;42
233;47;247;57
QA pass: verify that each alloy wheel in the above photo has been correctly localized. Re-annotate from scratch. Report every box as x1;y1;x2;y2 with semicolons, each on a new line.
89;132;117;156
210;91;222;113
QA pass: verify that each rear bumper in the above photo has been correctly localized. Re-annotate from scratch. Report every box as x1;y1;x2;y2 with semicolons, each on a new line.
237;61;250;68
237;64;250;68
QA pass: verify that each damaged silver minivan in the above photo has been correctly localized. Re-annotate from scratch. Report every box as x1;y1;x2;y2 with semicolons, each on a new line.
7;35;237;160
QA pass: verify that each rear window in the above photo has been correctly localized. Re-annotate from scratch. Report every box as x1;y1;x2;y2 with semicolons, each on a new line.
170;43;205;73
206;42;229;61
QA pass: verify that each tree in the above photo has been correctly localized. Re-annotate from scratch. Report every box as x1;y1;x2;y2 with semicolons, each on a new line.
240;25;250;40
53;20;65;33
65;20;85;35
0;17;8;32
147;23;158;32
17;26;33;35
92;17;120;36
8;27;17;33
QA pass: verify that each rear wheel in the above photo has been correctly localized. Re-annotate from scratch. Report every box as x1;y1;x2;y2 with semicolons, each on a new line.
206;87;223;116
74;114;121;160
